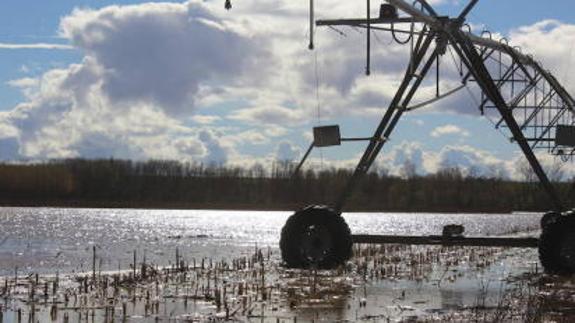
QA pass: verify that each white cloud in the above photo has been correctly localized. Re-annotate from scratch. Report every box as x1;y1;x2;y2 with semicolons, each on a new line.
436;145;508;178
0;115;19;140
173;137;207;157
263;126;287;137
430;124;469;138
198;129;230;164
228;129;269;145
377;141;427;177
509;20;575;93
229;105;306;125
1;0;574;174
0;43;74;50
191;115;221;125
374;141;509;178
59;1;271;115
0;1;272;162
276;141;300;161
6;77;39;89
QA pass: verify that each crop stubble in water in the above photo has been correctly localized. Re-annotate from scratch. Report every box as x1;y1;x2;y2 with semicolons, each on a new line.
0;207;551;321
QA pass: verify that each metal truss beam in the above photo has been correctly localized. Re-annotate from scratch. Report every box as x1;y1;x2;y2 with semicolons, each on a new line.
448;30;564;211
334;29;438;212
314;0;572;212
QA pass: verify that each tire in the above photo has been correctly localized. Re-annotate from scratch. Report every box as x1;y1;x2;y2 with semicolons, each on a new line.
280;205;353;269
539;215;575;274
540;211;561;229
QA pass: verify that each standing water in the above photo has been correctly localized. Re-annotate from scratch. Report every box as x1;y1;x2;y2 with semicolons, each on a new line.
0;207;540;275
0;207;543;321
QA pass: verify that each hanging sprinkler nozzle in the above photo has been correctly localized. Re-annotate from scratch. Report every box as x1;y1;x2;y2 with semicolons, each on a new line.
225;0;232;10
309;0;314;50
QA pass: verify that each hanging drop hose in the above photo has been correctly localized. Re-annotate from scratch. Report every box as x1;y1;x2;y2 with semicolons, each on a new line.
390;0;430;70
391;22;413;44
309;0;314;50
366;0;371;75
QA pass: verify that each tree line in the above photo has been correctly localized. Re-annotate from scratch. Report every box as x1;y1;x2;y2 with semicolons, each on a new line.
0;158;573;212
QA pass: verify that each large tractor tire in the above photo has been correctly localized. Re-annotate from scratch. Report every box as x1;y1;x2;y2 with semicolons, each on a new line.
280;205;353;269
540;211;561;229
539;215;575;274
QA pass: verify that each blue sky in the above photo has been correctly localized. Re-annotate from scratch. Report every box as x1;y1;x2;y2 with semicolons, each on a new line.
0;0;574;179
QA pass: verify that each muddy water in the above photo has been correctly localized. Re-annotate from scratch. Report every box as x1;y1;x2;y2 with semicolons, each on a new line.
0;207;543;322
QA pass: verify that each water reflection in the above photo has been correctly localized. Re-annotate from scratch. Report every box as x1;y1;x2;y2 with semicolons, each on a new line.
0;207;541;276
0;207;544;322
440;289;465;309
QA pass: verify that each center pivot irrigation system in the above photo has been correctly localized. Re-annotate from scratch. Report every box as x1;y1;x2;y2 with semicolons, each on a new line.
229;0;575;274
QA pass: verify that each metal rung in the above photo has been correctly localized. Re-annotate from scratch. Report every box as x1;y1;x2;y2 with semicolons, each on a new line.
316;17;422;26
341;137;374;142
524;138;554;142
352;234;539;248
469;79;528;83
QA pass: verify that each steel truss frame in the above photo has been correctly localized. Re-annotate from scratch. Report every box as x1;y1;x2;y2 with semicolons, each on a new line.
311;0;575;212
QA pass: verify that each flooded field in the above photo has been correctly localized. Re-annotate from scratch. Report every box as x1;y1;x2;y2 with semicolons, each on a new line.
1;207;570;322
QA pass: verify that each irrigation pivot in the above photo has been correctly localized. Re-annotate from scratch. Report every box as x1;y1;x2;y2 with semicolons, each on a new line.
234;1;575;273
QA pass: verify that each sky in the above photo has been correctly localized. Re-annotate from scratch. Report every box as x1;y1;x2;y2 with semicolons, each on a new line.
0;0;575;179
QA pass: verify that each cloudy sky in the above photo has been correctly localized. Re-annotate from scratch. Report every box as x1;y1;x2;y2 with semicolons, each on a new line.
1;0;575;179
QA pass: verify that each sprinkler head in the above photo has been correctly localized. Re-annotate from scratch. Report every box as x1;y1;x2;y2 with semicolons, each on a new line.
225;0;232;10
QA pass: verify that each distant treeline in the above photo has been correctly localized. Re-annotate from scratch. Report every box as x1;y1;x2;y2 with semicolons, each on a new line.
0;159;573;212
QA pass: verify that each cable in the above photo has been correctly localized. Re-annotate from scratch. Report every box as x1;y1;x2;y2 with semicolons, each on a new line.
328;26;347;37
314;51;321;125
447;43;463;77
465;83;511;140
313;45;324;169
371;28;393;46
448;44;511;140
562;41;575;91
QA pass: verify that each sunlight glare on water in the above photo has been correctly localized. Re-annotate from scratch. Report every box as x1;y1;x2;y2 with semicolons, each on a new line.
0;207;541;276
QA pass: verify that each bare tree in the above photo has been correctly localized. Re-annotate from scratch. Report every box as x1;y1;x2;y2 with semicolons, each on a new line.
400;160;417;179
546;159;565;182
518;159;536;183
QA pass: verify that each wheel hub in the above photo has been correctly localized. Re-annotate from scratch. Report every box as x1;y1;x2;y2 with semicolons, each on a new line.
300;224;334;264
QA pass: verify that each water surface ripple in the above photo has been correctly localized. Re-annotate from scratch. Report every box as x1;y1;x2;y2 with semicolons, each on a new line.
0;207;541;276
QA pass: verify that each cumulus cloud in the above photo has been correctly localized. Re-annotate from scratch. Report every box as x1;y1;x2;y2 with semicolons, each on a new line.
173;137;207;158
229;105;306;125
379;141;427;177
375;141;510;178
72;132;144;159
436;145;508;178
198;130;229;164
510;20;575;92
0;118;19;140
1;1;272;162
430;124;469;138
1;0;574;172
276;141;300;161
59;1;270;115
228;129;269;145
